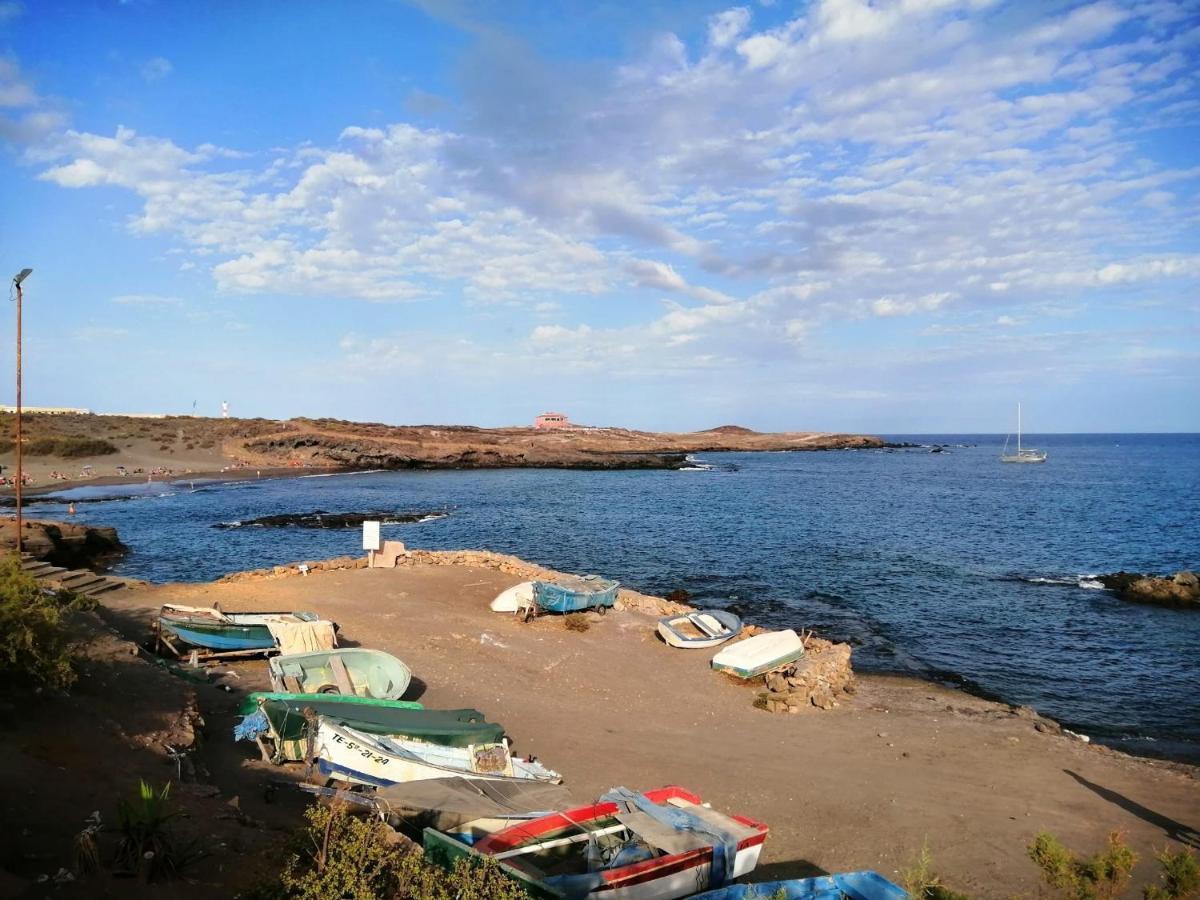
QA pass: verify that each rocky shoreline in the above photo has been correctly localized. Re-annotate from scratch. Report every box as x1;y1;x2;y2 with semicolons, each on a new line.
0;517;126;570
1098;570;1199;609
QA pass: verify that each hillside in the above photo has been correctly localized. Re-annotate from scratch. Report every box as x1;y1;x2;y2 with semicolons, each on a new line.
0;413;882;487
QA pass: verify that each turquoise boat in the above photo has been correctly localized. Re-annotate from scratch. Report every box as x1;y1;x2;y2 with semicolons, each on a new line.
690;871;907;899
533;576;619;614
268;648;412;699
157;604;330;653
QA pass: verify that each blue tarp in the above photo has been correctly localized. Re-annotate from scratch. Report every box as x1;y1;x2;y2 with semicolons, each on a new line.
233;709;269;742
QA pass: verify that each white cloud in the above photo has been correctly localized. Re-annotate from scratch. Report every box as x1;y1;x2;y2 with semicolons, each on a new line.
139;56;173;81
708;7;752;49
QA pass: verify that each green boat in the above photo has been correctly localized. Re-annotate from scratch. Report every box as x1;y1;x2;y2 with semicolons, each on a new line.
239;695;507;762
268;647;412;699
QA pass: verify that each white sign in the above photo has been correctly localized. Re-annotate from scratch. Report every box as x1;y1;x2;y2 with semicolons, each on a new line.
362;520;382;551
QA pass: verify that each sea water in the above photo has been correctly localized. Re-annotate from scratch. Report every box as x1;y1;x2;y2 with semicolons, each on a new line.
42;433;1200;760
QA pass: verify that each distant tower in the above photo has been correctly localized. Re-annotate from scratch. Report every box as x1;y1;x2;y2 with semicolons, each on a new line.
222;400;229;419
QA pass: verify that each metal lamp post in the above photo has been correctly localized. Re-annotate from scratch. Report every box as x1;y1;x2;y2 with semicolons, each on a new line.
12;268;32;554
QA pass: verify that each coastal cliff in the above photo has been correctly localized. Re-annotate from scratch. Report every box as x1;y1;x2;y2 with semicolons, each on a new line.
0;412;883;480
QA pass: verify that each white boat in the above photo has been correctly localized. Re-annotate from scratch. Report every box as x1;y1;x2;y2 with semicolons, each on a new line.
490;581;536;613
711;629;804;679
657;610;742;649
311;718;562;787
1001;403;1047;463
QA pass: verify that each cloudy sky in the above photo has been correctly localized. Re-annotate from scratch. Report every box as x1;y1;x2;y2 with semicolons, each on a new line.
1;0;1196;432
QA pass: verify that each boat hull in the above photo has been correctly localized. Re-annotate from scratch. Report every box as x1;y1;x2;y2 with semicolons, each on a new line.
269;648;412;699
534;577;619;614
159;619;275;651
711;629;804;679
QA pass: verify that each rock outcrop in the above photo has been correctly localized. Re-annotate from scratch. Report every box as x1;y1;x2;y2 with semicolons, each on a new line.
213;510;448;529
758;637;856;713
0;517;126;570
1098;571;1199;609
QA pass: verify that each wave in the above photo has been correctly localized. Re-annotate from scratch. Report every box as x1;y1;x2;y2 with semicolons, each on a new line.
298;469;386;479
999;573;1110;590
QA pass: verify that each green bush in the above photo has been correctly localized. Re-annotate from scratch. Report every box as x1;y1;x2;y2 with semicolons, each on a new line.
114;781;200;881
0;554;87;689
1029;831;1137;900
21;436;119;458
1144;847;1200;900
258;802;529;900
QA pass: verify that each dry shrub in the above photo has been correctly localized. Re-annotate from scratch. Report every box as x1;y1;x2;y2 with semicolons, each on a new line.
1029;831;1136;900
564;613;590;632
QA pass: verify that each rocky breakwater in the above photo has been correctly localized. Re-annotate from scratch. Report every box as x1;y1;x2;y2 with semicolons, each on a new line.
1098;570;1199;609
0;517;126;570
757;636;855;714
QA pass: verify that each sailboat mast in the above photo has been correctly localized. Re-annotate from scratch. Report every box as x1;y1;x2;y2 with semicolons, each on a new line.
1017;403;1022;452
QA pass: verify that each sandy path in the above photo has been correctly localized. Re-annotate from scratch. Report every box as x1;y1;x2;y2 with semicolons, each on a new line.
102;564;1199;898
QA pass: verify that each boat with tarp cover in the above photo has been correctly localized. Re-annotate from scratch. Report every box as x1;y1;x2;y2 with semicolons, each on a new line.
157;603;336;654
235;694;505;762
691;871;907;900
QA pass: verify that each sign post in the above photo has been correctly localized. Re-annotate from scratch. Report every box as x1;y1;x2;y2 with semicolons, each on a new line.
362;520;381;568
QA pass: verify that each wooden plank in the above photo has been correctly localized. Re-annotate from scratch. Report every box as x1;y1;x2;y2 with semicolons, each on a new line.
329;656;355;695
284;675;303;693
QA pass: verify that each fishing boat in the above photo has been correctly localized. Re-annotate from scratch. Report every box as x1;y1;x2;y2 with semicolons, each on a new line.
236;695;505;761
1000;403;1047;463
711;629;804;679
492;582;536;613
311;719;562;787
269;648;412;699
157;604;336;654
657;610;742;649
533;576;619;615
690;871;907;900
472;786;769;899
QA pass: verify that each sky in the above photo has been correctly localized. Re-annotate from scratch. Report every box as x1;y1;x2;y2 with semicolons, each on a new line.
0;0;1197;433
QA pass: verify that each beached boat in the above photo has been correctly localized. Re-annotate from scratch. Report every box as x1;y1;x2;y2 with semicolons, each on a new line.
690;871;907;900
157;603;336;654
472;785;768;899
533;576;619;615
269;648;412;699
1001;403;1047;463
492;581;536;613
711;629;804;679
311;719;562;787
657;610;742;649
237;695;505;761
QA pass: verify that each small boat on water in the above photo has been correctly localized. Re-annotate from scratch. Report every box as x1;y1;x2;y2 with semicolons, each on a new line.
157;604;336;654
472;786;768;899
711;629;804;679
657;610;742;649
690;871;907;900
237;695;505;761
491;581;536;613
533;576;619;615
269;647;412;699
311;719;562;787
1001;402;1047;463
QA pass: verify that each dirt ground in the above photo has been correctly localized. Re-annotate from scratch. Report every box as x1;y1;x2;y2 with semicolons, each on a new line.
78;562;1200;899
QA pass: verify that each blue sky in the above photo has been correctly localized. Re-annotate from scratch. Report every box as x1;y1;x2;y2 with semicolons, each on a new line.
1;0;1197;433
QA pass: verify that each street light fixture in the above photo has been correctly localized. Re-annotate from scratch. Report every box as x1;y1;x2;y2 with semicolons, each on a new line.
11;268;32;554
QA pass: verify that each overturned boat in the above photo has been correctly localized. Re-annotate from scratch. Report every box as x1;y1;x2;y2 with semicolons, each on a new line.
657;610;742;649
472;786;768;899
491;582;536;613
711;629;804;679
268;647;412;699
156;603;336;655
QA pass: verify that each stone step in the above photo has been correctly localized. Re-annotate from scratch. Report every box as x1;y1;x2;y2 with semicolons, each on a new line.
32;565;69;577
78;580;124;597
58;570;101;584
21;561;55;574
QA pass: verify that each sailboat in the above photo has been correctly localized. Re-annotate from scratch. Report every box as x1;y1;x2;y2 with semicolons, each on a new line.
1001;403;1047;463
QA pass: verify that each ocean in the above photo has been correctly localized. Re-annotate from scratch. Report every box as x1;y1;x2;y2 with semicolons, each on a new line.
42;433;1200;760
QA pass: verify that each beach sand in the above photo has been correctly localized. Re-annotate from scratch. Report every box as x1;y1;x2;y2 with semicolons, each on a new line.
93;560;1199;898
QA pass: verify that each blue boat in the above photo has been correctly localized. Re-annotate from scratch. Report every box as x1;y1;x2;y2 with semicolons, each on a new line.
690;870;908;900
157;604;332;653
533;575;619;614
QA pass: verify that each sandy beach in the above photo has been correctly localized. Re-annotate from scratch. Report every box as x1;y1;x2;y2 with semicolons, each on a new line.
82;556;1199;898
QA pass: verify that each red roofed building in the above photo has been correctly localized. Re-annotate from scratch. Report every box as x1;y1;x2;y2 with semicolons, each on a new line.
534;412;571;429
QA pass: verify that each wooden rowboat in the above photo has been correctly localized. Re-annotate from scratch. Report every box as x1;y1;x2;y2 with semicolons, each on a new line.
657;610;742;649
491;582;536;613
711;629;804;679
472;786;768;900
269;648;412;699
311;719;562;787
690;871;907;899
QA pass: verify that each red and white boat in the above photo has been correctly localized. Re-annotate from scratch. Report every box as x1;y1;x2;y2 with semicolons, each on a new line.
472;786;769;899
